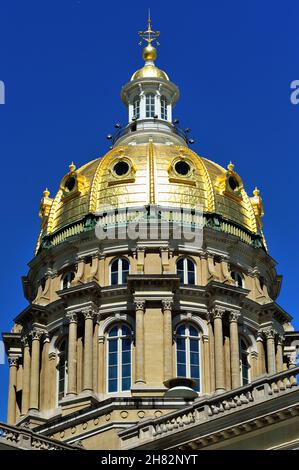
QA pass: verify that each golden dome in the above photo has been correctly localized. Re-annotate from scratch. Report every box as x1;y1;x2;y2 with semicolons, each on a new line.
37;144;265;253
131;64;169;81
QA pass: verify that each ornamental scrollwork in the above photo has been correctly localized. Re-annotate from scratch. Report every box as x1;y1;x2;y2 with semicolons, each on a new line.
65;312;78;323
134;299;146;311
161;299;173;312
210;306;226;320
30;328;44;341
8;356;18;367
229;310;241;323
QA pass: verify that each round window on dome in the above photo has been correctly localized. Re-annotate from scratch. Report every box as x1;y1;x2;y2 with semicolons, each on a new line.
113;160;130;177
174;160;191;176
228;176;239;191
65;176;76;192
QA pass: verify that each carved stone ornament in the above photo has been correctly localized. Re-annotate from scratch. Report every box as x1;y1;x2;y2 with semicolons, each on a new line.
66;312;78;323
21;335;30;348
229;310;241;323
82;306;98;320
210;306;226;320
263;327;276;340
8;356;18;367
161;299;173;312
30;329;44;341
134;299;146;311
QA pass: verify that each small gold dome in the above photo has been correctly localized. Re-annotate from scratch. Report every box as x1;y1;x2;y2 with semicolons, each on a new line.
131;65;169;81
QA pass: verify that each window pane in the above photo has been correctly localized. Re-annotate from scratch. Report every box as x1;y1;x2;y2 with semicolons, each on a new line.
122;377;131;391
108;379;117;393
188;271;195;285
111;272;118;285
190;352;199;365
177;350;186;364
109;366;117;379
177;325;185;336
190;339;199;352
122;325;130;336
177;364;186;377
187;259;195;271
176;337;186;350
177;258;184;270
109;339;118;352
191;365;200;379
109;326;118;337
109;352;118;365
189;326;198;338
122;351;131;364
122;364;131;377
122;338;131;351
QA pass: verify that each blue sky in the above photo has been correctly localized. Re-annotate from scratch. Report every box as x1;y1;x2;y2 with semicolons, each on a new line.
0;0;298;421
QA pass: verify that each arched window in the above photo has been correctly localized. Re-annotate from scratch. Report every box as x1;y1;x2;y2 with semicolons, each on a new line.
176;258;195;285
240;339;250;385
110;258;130;285
107;323;132;393
145;93;155;118
160;95;168;120
133;97;140;119
231;271;243;288
61;271;75;290
57;339;67;402
175;323;200;392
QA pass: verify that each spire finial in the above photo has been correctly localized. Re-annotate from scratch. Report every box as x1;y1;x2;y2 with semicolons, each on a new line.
138;14;160;63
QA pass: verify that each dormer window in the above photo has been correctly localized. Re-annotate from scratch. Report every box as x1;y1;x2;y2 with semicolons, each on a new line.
61;271;75;290
231;271;243;288
161;95;168;120
133;97;140;120
145;93;155;118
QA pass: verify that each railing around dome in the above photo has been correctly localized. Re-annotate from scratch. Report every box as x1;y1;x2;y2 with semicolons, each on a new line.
107;121;193;147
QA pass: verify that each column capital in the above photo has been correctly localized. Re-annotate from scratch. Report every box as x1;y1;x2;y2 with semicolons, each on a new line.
161;298;173;312
21;335;30;347
210;305;226;320
229;310;241;323
30;328;44;341
82;306;98;320
65;311;78;323
8;356;18;367
277;334;285;345
134;298;146;312
263;327;276;340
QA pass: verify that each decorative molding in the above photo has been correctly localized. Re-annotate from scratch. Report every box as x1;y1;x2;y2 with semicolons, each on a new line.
65;312;78;324
229;310;241;323
173;312;209;337
98;314;135;336
134;299;146;312
161;299;173;312
30;328;44;341
8;356;18;367
210;305;226;320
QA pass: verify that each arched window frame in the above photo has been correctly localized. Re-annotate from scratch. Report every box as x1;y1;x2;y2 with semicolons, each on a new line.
133;96;140;120
61;271;75;290
239;337;251;385
176;257;196;285
57;338;68;403
160;95;168;120
106;323;133;394
175;322;201;392
110;257;130;286
231;270;244;288
145;93;156;118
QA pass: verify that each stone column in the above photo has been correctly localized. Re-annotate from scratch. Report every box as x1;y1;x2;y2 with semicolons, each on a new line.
229;310;241;389
83;308;96;392
66;312;78;396
207;317;215;393
21;337;31;416
276;335;284;373
29;329;43;411
162;299;173;381
265;328;276;375
40;333;50;411
256;331;265;376
97;336;105;394
202;335;210;394
7;357;18;424
212;307;226;393
93;321;99;392
134;299;146;384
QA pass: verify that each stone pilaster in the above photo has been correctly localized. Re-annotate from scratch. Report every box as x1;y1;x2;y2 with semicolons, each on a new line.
66;312;78;396
97;336;105;394
229;310;241;389
162;299;173;381
21;336;31;416
211;306;226;393
207;315;215;393
82;307;97;392
276;335;284;373
202;334;210;394
7;356;18;424
134;299;146;384
264;327;276;375
256;331;266;376
29;329;43;411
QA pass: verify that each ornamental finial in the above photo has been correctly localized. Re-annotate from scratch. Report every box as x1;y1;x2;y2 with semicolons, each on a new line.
253;186;260;197
138;13;160;63
227;161;234;172
43;188;50;198
69;162;76;173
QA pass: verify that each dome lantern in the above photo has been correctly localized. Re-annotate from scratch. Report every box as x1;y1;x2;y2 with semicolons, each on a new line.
118;16;183;147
